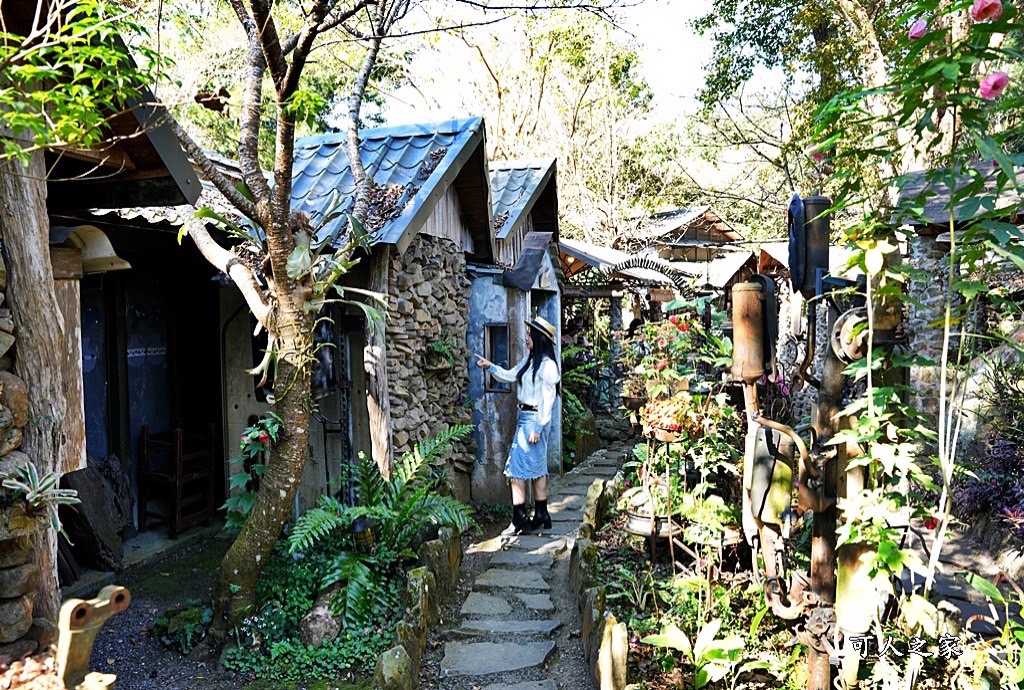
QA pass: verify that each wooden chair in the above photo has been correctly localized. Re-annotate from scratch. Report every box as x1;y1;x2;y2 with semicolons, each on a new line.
137;424;215;538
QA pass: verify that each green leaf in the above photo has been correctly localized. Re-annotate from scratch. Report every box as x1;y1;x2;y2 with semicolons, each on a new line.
642;623;692;657
286;244;313;280
964;572;1005;603
693;618;723;659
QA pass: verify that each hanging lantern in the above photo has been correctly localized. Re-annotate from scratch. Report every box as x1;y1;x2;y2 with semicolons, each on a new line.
350;517;375;553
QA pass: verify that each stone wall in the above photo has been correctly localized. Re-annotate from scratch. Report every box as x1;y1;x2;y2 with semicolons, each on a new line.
0;255;56;663
386;234;475;493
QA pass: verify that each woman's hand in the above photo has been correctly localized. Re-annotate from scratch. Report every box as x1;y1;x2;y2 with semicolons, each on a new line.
474;353;492;369
528;431;540;444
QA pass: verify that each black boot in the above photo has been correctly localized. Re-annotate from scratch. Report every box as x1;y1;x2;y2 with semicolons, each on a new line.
530;499;552;532
503;503;531;535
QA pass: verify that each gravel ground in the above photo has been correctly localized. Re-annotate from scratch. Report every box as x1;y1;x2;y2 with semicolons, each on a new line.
87;533;244;690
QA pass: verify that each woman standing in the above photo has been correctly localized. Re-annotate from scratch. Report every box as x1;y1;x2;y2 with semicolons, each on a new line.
475;316;561;535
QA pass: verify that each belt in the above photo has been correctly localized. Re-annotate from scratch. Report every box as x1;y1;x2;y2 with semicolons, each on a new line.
518;404;537;411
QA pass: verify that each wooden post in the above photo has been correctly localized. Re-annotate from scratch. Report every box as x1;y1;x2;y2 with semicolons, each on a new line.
364;245;393;480
50;248;86;473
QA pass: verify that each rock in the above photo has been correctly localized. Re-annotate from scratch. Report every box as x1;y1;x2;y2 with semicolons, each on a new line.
0;310;13;334
299;604;339;648
0;373;27;428
0;564;39;599
396;619;423;670
489;551;553;569
475;568;550;591
0;427;22;456
0;595;33;643
88;455;133;535
437;526;462;579
25;617;56;648
457;619;561;636
404;567;439;631
597;616;628;690
581;586;607;676
440;641;555;676
0;450;30;477
0;638;36;665
371;644;415;690
0;333;13;361
0;256;5;291
515;593;554;612
0;355;10;372
413;309;431;323
460;592;511;617
418;538;454;599
394;430;410;448
550;493;586;512
482;682;557;690
0;537;31;568
569;538;598;598
58;467;123;570
503;535;569;554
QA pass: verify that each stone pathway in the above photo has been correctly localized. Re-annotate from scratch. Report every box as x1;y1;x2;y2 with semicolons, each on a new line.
425;440;634;690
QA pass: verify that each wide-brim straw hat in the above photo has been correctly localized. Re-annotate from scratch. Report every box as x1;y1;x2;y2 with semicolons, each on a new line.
525;316;557;345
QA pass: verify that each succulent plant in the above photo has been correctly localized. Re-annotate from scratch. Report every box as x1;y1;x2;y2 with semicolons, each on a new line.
1;461;80;534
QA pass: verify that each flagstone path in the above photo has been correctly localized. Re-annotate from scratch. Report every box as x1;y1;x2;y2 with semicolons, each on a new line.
420;440;634;690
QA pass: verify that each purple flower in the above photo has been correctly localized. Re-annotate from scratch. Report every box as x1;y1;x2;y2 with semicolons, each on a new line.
909;19;928;40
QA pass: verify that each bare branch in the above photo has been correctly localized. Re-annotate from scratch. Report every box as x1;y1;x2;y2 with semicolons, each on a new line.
347;0;388;223
168;118;260;221
249;0;289;89
183;216;271;328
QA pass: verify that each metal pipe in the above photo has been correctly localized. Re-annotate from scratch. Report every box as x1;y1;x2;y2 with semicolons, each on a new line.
794;306;821;391
743;383;818;480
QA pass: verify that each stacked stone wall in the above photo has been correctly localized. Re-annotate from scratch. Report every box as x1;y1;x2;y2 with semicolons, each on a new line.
0;255;56;663
386;234;475;478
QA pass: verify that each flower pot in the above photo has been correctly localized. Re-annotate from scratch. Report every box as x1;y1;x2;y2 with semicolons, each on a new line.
624;509;683;539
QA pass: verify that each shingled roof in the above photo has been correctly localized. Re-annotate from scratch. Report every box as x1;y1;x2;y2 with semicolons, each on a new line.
490;159;557;239
291;117;493;260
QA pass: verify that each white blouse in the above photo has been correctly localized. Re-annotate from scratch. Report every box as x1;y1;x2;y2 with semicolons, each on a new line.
489;355;560;435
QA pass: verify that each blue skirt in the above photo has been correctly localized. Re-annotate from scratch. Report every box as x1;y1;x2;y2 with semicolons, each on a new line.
504;410;548;481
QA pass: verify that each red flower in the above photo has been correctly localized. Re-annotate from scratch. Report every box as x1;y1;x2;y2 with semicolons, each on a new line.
924;516;939;530
678;321;692;332
668;315;680;325
655;358;668;371
258;432;271;444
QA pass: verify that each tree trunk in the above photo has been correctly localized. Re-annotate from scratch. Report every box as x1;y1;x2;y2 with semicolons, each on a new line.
209;323;312;636
0;153;73;622
364;245;393;480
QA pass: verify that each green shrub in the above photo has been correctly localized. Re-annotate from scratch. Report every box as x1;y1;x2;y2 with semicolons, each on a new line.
152;603;213;654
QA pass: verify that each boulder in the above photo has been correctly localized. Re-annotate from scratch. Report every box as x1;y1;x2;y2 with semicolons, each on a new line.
0;595;33;643
371;644;415;690
569;537;598;599
0;310;13;334
88;455;133;535
0;333;13;362
0;451;30;478
0;537;31;569
0;373;27;428
404;567;439;630
0;638;36;665
58;467;123;570
0;427;22;457
596;616;628;690
0;564;39;599
25;617;56;648
299;604;339;648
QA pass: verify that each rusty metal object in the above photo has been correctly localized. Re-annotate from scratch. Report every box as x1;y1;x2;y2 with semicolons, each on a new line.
56;585;131;690
832;307;869;362
801;196;832;299
731;282;765;383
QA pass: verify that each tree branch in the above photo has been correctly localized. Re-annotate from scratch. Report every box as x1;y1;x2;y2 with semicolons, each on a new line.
168;118;260;221
347;0;387;223
249;0;289;89
183;216;271;327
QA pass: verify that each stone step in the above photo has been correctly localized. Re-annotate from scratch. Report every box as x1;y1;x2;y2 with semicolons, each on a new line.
475;568;550;591
482;681;558;690
529;522;576;536
441;641;556;676
548;511;583;523
490;551;554;569
548;495;585;512
461;592;512;616
455;619;561;637
516;593;555;612
504;535;570;554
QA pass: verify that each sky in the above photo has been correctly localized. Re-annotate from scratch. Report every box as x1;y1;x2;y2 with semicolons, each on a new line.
380;0;720;126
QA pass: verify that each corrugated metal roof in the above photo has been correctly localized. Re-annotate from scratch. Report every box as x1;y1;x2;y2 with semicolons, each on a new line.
490;159;556;239
896;161;1024;226
666;250;754;289
291;117;486;252
559;238;673;285
757;240;861;276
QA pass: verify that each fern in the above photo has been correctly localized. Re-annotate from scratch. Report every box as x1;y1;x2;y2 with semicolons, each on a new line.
288;496;350;554
322;551;381;629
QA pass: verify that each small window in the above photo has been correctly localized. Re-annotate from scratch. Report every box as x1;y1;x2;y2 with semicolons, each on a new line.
484;324;511;393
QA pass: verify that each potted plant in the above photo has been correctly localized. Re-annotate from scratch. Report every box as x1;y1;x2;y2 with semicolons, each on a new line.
0;461;80;540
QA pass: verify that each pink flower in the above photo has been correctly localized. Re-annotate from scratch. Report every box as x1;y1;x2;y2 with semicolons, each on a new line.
979;71;1010;100
811;151;824;163
668;315;679;325
971;0;1003;22
908;19;928;39
657;338;667;348
258;432;271;444
655;358;668;371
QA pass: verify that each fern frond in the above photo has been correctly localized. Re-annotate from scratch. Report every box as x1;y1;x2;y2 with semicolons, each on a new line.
287;496;347;554
354;451;386;506
408;424;472;468
323;552;381;630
